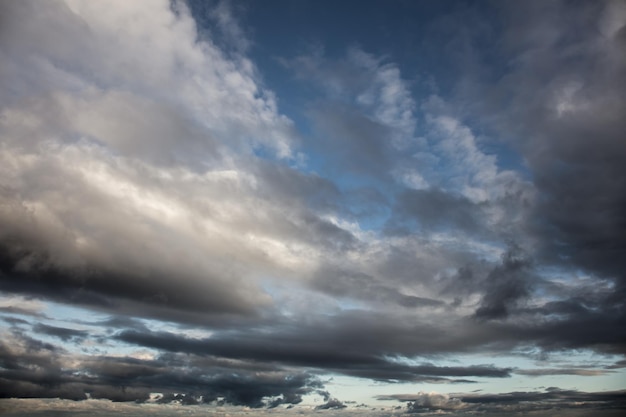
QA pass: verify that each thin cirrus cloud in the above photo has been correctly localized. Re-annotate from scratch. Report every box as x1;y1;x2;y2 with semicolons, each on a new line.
0;0;625;415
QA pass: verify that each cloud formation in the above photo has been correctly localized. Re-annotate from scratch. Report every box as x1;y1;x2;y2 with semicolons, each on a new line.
0;0;625;413
382;388;626;415
0;329;320;407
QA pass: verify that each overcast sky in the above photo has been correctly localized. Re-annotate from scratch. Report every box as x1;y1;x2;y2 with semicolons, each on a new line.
1;0;625;415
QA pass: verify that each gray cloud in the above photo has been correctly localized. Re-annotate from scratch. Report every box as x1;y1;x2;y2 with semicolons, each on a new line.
312;266;445;309
388;188;486;236
450;0;626;285
516;368;610;377
315;398;347;410
284;46;418;184
0;0;625;410
0;330;321;408
382;388;626;415
474;245;533;319
0;0;291;322
115;325;512;383
32;323;87;342
0;0;371;328
308;104;394;180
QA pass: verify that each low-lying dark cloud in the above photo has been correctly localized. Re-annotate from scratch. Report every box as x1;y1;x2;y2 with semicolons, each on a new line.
0;331;321;408
315;397;347;410
382;388;626;415
32;323;87;342
116;328;512;382
516;368;610;377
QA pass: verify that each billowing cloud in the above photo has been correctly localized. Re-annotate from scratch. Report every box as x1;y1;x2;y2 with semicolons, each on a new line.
0;0;357;325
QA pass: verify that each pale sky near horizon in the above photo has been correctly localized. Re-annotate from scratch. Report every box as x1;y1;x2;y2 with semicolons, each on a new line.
1;0;625;415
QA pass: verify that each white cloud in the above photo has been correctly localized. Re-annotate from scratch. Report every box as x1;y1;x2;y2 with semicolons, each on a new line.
0;0;326;317
350;48;417;148
1;0;294;159
400;106;535;213
393;168;430;190
0;295;45;315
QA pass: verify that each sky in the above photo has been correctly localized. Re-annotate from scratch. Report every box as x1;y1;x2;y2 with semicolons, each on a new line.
0;0;625;415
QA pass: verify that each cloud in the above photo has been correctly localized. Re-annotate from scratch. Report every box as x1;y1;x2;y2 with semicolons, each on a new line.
0;0;365;326
0;329;321;407
451;0;626;285
473;245;533;319
405;392;465;413
315;397;347;410
516;368;610;377
311;266;445;309
284;46;418;181
389;188;485;235
308;104;395;179
115;326;512;382
382;388;626;415
0;0;625;410
0;295;45;317
606;359;626;369
32;323;87;342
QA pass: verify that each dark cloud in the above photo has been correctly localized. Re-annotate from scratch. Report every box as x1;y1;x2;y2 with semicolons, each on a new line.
474;245;533;319
0;253;255;324
33;323;87;342
460;388;626;408
409;0;626;355
1;316;29;326
512;307;626;354
0;331;320;408
382;388;626;415
515;368;610;377
606;359;626;369
0;332;59;373
116;327;512;382
109;291;626;372
0;195;267;324
452;0;626;285
266;391;304;409
90;315;149;333
316;398;347;410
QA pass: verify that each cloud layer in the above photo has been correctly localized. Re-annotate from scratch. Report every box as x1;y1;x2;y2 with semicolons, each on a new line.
0;0;625;413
